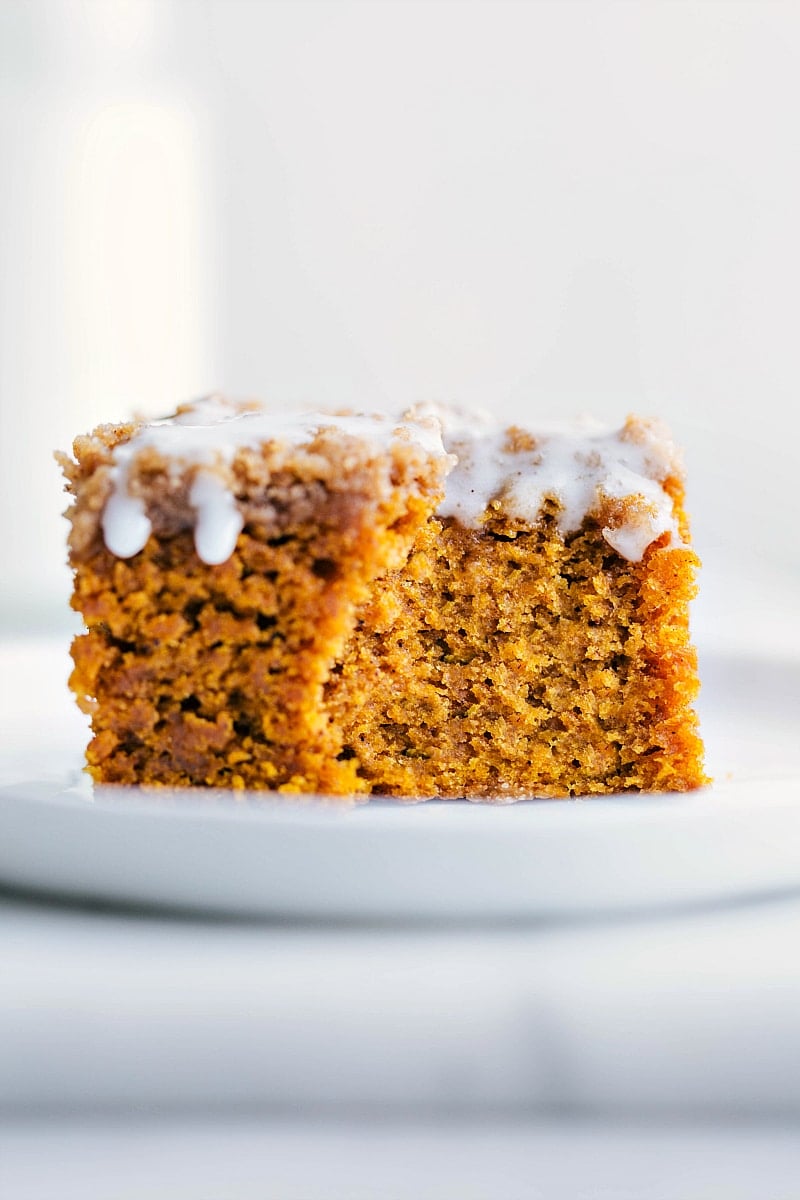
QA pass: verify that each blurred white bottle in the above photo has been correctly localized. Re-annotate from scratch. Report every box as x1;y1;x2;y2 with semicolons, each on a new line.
0;0;216;628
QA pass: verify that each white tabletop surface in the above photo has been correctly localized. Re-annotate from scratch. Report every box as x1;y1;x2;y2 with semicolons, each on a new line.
2;1112;800;1200
2;886;800;1200
3;884;800;1115
2;886;800;1199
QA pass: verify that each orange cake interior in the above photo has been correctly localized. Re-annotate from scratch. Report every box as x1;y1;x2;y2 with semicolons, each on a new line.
58;399;706;799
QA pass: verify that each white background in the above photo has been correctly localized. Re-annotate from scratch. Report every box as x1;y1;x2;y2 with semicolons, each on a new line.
1;0;798;628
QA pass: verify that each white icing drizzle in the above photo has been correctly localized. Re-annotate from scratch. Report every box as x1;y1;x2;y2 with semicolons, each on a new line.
99;396;684;565
428;405;681;559
100;397;451;564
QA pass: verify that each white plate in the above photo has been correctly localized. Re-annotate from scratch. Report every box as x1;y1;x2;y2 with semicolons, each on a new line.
0;645;799;919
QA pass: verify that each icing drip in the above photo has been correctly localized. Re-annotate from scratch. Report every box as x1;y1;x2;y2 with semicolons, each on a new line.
101;470;152;558
190;471;244;566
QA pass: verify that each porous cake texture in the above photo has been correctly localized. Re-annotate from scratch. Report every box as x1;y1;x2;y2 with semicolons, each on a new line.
58;398;706;799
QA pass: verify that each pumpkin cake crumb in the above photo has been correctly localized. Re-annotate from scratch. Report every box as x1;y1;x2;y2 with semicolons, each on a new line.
58;398;706;799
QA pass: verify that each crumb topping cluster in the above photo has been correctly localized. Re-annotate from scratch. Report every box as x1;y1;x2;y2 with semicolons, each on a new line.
70;396;684;565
